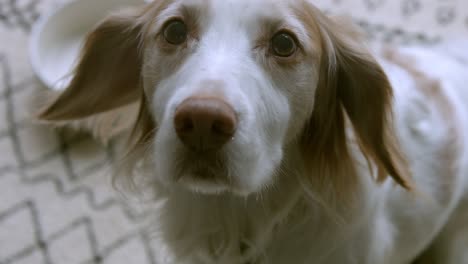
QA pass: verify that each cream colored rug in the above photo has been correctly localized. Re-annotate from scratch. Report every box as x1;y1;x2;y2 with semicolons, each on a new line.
0;0;467;263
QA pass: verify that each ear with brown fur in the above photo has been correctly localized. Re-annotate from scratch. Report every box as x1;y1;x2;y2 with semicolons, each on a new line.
301;10;412;195
37;8;145;121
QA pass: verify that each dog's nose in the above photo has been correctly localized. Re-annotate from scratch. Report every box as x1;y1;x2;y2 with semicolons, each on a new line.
174;97;237;151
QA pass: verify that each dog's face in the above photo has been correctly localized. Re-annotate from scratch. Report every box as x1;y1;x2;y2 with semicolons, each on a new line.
143;0;320;194
39;0;411;197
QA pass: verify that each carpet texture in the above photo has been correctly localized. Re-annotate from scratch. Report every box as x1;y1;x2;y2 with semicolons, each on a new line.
0;0;466;263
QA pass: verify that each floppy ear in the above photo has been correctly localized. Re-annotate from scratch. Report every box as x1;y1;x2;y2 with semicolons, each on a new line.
301;11;412;196
37;8;146;121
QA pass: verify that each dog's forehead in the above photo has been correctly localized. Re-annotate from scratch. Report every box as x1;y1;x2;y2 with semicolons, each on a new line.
166;0;295;26
187;0;288;15
213;0;288;19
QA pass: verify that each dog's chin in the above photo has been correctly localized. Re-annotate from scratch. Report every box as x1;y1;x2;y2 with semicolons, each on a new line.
176;171;269;197
173;166;256;196
178;175;230;195
164;146;275;196
176;172;250;196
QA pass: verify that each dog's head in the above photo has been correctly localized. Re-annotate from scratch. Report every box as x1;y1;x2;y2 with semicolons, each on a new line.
38;0;411;196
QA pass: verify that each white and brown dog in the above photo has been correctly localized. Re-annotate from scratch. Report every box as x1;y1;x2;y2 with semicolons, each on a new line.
37;0;468;263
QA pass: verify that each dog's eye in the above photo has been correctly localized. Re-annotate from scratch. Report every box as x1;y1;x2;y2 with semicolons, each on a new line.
271;32;297;57
163;19;188;45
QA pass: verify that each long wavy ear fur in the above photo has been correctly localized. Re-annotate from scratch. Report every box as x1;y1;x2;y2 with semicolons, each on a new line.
37;7;147;121
298;4;412;204
35;4;166;144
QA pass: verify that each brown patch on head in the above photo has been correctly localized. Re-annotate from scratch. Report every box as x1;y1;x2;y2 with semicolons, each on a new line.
293;1;412;206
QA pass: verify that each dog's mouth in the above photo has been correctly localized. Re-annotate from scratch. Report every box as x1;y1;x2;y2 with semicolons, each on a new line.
174;151;232;194
177;168;230;194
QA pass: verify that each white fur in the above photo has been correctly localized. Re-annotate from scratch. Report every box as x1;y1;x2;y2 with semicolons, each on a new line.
131;1;468;263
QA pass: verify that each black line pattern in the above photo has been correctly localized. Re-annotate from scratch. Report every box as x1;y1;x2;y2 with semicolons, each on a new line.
363;0;386;11
402;0;422;18
0;0;40;32
0;0;156;261
315;0;468;33
0;0;465;263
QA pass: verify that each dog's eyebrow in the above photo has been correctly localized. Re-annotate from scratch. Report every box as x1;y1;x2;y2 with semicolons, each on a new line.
180;4;200;19
143;2;204;39
258;17;288;44
179;0;211;21
177;3;207;35
256;17;299;47
261;17;286;35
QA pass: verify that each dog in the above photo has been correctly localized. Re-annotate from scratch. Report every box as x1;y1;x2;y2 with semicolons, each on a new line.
37;0;468;263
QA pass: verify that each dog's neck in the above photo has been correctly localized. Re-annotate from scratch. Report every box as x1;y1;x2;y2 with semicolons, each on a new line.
154;145;374;263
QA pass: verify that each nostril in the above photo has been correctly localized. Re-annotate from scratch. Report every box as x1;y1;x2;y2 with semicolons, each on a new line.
212;119;235;137
175;116;194;134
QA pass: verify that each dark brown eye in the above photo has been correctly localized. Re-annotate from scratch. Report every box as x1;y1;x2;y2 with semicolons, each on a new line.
271;32;297;57
163;19;188;45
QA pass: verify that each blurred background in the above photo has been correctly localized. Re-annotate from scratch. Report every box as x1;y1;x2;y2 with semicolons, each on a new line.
0;0;466;263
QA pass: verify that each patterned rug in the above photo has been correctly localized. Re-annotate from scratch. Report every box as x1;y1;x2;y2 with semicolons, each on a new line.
0;0;466;263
